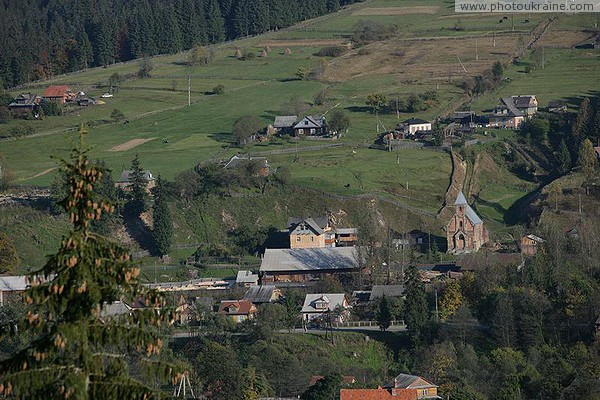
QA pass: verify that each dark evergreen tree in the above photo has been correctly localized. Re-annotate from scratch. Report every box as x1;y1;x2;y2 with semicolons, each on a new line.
206;0;226;43
376;293;392;331
301;374;342;400
557;139;572;175
404;264;429;347
152;177;173;257
0;127;179;398
125;154;150;217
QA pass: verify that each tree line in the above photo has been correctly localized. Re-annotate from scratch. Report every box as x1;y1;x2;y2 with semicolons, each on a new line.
0;0;360;88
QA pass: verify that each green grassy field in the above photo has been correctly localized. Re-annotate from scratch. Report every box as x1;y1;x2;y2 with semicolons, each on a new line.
0;0;597;225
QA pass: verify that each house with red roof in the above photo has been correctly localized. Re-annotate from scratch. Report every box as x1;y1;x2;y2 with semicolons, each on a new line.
43;85;75;104
218;300;257;323
340;373;440;400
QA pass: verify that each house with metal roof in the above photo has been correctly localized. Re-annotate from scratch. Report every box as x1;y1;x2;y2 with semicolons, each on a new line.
243;285;282;303
341;373;440;399
8;93;42;116
301;293;349;322
369;285;405;302
236;270;259;287
260;246;359;283
446;191;489;254
293;115;327;136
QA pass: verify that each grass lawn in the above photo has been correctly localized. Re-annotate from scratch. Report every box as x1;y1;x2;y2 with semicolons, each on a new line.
269;146;452;213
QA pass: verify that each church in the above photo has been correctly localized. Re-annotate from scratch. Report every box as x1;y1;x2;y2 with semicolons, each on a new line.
446;191;489;254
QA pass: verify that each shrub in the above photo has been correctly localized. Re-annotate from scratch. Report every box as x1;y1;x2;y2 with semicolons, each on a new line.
316;46;347;57
357;48;372;56
7;123;35;138
212;84;225;95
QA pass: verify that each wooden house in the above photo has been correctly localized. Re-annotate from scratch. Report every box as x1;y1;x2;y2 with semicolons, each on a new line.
43;85;75;104
341;373;440;400
396;118;432;135
8;93;42;116
520;234;545;256
301;293;349;323
446;191;489;254
289;217;328;249
293;115;327;136
115;170;156;191
218;300;257;323
272;115;298;135
547;100;567;113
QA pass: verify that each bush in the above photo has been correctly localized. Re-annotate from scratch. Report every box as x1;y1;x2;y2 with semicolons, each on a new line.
110;108;126;122
316;46;347;57
7;123;35;138
212;84;225;95
357;48;372;56
0;106;10;124
40;100;62;116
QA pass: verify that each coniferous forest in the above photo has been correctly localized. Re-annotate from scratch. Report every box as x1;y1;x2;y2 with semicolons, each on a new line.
0;0;357;88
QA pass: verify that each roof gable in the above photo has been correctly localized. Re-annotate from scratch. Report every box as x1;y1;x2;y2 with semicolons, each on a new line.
301;293;346;313
290;218;325;235
219;300;256;315
294;115;324;129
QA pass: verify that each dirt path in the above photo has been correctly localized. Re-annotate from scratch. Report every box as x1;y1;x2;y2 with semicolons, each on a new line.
109;137;157;152
20;167;57;181
353;6;439;15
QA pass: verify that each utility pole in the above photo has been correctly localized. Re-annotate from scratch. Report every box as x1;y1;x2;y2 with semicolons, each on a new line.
475;37;479;61
434;287;439;322
493;30;496;47
188;75;191;107
542;46;545;69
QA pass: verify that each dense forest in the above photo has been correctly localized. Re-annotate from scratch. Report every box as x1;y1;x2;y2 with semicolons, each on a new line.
0;0;358;88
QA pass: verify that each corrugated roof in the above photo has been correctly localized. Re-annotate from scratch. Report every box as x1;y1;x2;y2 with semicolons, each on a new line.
499;97;524;116
525;234;545;243
294;115;325;129
243;285;277;303
219;300;256;315
118;170;154;183
43;85;71;98
340;389;395;400
512;95;536;108
273;115;297;128
384;373;438;389
236;270;259;284
260;247;359;273
0;276;28;292
288;216;328;230
301;293;346;313
336;228;358;235
369;285;405;301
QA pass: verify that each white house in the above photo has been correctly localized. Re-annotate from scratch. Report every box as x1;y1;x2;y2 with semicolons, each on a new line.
399;118;432;135
301;293;349;323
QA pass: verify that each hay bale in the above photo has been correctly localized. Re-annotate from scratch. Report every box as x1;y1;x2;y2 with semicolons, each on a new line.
260;49;268;57
264;45;271;53
284;47;292;55
235;49;243;59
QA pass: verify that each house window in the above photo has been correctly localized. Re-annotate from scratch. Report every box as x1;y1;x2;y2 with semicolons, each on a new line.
296;236;301;242
459;220;463;229
421;389;428;396
311;236;314;242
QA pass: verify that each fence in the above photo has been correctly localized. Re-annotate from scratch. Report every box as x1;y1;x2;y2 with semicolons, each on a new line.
332;320;405;328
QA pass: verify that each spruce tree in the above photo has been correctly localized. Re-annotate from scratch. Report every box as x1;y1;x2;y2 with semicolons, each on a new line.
404;264;429;347
126;154;150;217
578;138;598;177
152;177;173;257
376;293;392;331
0;127;179;399
557;139;572;175
205;0;226;43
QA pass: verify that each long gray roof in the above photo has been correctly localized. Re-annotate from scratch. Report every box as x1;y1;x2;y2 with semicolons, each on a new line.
260;247;359;273
369;285;405;301
499;97;524;117
301;293;346;313
243;285;277;303
273;115;298;128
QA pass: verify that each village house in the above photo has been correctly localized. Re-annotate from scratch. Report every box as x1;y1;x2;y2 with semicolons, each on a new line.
301;293;349;323
369;285;405;302
224;155;270;177
0;275;29;306
293;115;327;136
8;93;42;116
43;85;75;104
115;170;156;191
397;118;433;135
218;300;257;323
236;270;259;287
446;191;489;254
288;216;357;249
520;234;545;256
340;373;440;400
271;115;297;136
260;246;359;283
489;102;525;129
289;217;331;249
175;295;196;325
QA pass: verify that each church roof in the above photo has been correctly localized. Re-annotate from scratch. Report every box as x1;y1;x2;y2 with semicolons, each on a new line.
454;191;482;225
454;191;468;205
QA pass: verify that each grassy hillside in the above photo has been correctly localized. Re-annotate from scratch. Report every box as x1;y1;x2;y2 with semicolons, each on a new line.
0;0;597;255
